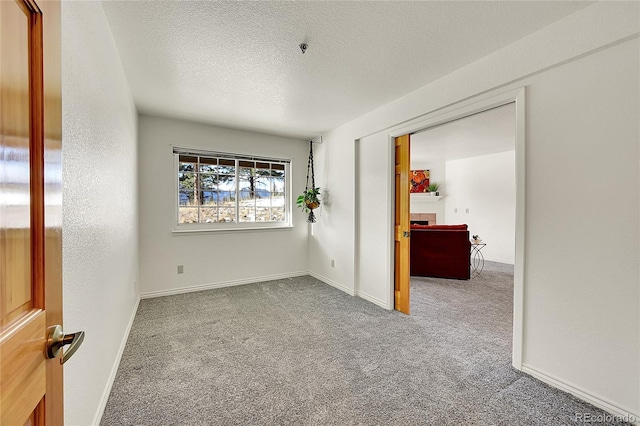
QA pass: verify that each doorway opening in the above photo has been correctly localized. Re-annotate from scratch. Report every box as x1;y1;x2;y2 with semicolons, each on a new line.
390;88;525;368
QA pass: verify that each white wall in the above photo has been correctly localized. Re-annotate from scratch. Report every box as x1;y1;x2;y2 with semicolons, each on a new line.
62;2;139;425
310;2;639;418
138;115;309;297
445;151;515;264
355;134;392;305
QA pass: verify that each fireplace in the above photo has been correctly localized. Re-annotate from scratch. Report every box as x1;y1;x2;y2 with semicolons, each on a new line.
410;213;436;225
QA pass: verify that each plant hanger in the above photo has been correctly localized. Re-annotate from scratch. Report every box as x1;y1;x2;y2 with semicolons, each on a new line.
297;140;321;223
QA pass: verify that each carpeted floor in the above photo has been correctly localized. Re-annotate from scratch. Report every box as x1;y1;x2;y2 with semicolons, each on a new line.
101;262;628;425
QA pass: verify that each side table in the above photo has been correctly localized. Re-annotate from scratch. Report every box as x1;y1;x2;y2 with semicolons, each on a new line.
470;241;486;278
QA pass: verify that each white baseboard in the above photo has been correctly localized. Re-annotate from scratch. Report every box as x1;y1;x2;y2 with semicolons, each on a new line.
355;290;389;309
308;272;390;310
483;256;515;265
308;271;355;296
92;295;140;426
521;364;639;424
141;271;309;299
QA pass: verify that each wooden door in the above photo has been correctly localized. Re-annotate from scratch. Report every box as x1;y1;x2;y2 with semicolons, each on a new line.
394;134;410;314
1;0;63;424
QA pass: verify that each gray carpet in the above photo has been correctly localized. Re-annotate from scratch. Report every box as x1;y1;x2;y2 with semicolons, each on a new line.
101;262;628;425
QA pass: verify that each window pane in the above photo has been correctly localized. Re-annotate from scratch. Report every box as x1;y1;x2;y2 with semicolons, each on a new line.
199;164;216;173
179;172;195;190
200;173;217;190
239;178;256;206
179;162;195;173
239;207;255;222
219;191;235;204
238;167;254;177
179;156;196;172
199;207;218;223
271;207;285;222
256;207;270;222
199;157;217;173
215;165;234;174
255;177;270;199
238;194;255;207
272;192;285;207
256;195;271;211
179;207;198;224
272;177;284;193
215;159;235;174
201;191;217;206
179;191;195;206
270;168;285;178
218;174;235;192
255;166;270;177
219;208;235;223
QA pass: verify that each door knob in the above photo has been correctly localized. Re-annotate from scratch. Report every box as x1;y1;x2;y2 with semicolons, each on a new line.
46;325;85;364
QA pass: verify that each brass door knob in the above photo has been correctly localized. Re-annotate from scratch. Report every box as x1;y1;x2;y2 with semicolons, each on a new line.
46;325;85;364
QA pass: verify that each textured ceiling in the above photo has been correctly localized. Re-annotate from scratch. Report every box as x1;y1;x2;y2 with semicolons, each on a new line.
411;103;515;166
101;1;592;139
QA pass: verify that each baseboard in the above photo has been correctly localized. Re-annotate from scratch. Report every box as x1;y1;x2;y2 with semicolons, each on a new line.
354;290;389;309
92;295;140;426
140;271;309;299
308;271;355;296
308;272;390;309
521;364;639;424
483;256;515;265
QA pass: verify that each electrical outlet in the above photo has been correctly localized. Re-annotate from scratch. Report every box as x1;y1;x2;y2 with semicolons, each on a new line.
454;208;458;213
331;259;335;268
465;208;470;214
177;265;184;274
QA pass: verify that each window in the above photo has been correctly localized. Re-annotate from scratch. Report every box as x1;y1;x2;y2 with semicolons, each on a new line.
174;148;291;231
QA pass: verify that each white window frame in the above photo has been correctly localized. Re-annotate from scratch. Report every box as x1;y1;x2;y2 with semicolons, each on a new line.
172;147;293;233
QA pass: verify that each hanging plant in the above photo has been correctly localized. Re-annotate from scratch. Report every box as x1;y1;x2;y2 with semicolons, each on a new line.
297;187;321;212
298;140;320;223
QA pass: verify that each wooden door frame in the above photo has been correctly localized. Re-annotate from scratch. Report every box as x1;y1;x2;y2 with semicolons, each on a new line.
384;87;526;369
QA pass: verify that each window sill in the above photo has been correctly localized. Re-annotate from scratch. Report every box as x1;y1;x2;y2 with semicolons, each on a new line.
172;224;294;235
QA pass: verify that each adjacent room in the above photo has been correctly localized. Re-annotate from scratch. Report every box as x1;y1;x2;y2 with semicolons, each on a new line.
6;1;635;425
407;103;517;389
409;103;516;277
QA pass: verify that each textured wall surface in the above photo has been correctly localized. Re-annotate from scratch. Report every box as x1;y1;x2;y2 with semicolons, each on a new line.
61;2;139;425
138;115;309;297
311;1;639;418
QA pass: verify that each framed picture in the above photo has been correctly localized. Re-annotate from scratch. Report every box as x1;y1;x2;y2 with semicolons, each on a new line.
410;170;430;193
